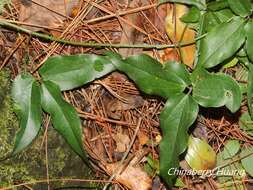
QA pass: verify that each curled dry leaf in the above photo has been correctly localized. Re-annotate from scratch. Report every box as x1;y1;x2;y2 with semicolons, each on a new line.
19;0;80;31
165;4;196;67
106;163;152;190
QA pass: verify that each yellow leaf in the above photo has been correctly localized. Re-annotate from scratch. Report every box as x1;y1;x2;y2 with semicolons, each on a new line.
185;136;216;170
165;4;196;67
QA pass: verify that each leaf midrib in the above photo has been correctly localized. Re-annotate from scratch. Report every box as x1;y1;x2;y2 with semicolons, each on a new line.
123;62;186;88
45;84;82;152
202;20;244;66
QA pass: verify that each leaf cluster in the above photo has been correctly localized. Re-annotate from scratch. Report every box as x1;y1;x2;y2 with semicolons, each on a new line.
10;0;253;188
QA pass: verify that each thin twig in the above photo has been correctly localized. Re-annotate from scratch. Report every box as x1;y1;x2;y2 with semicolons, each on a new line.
0;19;206;50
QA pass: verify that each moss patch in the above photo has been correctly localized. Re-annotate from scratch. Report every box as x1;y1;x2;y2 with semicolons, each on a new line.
0;70;94;189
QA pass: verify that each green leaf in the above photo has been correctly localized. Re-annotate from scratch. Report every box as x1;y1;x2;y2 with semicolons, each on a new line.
11;73;42;155
175;178;185;188
216;151;245;185
39;54;115;91
109;53;191;99
247;64;253;119
240;146;253;177
207;0;229;11
203;9;230;32
239;111;253;136
41;80;87;161
245;21;253;62
192;72;242;113
223;140;240;159
203;8;235;32
222;58;238;69
180;6;200;23
158;0;206;10
198;17;246;68
159;94;198;186
185;136;216;170
228;0;252;17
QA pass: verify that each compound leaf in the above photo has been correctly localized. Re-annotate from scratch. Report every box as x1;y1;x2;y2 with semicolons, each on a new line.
159;94;198;186
11;73;42;155
41;80;87;161
198;17;245;68
39;54;115;91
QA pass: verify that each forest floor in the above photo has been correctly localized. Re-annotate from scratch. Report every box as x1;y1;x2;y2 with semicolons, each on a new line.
0;0;253;190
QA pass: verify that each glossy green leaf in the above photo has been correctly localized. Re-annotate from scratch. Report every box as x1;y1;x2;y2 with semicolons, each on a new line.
245;21;253;62
239;111;253;136
158;0;206;10
11;73;42;155
109;53;191;99
228;0;252;17
185;136;216;170
192;72;242;113
39;54;115;91
41;80;87;161
240;146;253;177
203;9;234;32
198;17;246;68
207;0;229;11
223;140;240;159
159;94;198;186
247;64;253;119
180;6;200;23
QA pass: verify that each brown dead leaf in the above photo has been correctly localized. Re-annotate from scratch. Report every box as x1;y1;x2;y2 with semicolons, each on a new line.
138;131;149;145
104;93;144;120
106;163;152;190
19;0;79;31
165;4;196;67
112;133;130;153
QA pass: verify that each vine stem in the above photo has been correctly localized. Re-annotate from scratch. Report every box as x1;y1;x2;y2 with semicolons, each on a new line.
0;19;206;50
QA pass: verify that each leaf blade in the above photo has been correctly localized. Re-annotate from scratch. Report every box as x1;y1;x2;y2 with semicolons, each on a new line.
240;146;253;177
199;17;245;68
11;73;42;155
192;72;242;113
223;140;240;159
39;54;115;91
41;80;87;161
247;64;253;119
245;21;253;62
110;53;191;99
185;136;216;170
159;94;199;186
228;0;252;17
